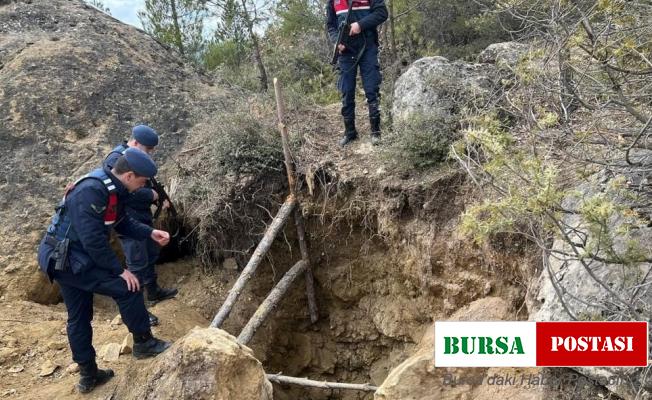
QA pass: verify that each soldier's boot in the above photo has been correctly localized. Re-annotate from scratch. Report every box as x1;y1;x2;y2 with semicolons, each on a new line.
146;282;178;303
370;115;381;145
148;311;159;326
77;360;114;394
369;102;381;145
339;117;358;147
132;331;171;359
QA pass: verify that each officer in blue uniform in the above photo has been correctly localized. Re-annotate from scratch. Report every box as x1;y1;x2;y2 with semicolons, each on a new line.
327;0;388;146
37;148;171;394
104;125;178;327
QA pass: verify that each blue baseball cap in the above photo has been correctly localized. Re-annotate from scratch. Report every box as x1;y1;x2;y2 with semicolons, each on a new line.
132;124;159;147
123;148;157;177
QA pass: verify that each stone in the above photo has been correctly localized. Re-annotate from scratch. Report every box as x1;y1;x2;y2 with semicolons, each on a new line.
120;334;133;355
46;340;66;350
66;363;79;374
8;365;23;373
99;343;121;362
114;327;273;400
39;360;58;377
531;170;652;400
375;297;512;400
392;56;496;125
478;42;528;70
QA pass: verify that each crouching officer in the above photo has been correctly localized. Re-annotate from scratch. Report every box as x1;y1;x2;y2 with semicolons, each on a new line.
327;0;387;146
104;125;178;327
37;148;171;394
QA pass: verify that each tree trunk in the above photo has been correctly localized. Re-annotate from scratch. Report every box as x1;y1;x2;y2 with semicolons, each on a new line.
169;0;185;56
240;0;268;91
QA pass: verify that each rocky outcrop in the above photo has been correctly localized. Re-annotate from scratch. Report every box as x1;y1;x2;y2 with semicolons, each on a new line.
532;169;652;400
115;328;273;400
391;56;496;124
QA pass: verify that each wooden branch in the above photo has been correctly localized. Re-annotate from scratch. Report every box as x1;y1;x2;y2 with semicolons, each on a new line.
210;195;297;328
273;77;319;324
273;78;297;195
266;374;378;392
295;208;318;323
237;260;308;344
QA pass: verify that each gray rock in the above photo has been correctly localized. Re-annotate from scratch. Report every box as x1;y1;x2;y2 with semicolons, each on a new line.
532;171;652;400
478;42;528;70
392;56;496;125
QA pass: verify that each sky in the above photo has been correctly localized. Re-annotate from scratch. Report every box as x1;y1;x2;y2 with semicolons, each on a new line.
103;0;146;29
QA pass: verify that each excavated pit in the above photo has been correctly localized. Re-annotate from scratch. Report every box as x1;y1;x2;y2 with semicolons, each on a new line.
164;167;535;400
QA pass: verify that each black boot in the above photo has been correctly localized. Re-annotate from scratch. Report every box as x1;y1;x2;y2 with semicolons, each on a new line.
370;115;381;145
339;118;358;147
146;283;178;303
77;360;114;394
148;311;159;326
132;331;171;359
368;101;381;145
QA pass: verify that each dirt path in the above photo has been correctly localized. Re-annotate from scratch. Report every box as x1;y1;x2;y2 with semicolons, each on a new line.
0;260;220;400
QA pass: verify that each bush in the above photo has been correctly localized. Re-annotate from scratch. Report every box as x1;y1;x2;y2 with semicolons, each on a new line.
383;113;458;169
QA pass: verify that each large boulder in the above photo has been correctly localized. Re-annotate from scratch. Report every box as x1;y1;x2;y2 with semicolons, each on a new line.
115;327;273;400
374;297;546;400
391;56;496;125
532;169;652;399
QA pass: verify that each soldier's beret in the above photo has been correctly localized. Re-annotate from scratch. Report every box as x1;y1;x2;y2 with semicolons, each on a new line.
132;124;159;147
123;148;157;178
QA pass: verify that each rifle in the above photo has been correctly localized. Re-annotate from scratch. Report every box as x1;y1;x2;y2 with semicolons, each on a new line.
151;177;179;238
330;0;355;65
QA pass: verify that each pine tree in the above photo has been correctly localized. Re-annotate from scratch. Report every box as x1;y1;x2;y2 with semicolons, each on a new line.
138;0;208;61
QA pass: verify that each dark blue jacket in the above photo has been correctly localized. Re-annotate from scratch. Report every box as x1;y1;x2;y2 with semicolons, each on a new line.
104;143;155;224
326;0;388;48
38;167;153;277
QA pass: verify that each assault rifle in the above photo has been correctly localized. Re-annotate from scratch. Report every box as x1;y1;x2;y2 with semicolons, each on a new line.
151;177;179;238
330;0;355;65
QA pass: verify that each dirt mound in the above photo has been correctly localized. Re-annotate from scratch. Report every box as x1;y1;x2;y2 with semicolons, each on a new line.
0;0;236;302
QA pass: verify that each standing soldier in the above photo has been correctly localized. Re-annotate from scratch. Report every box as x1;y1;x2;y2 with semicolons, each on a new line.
104;125;178;327
37;148;171;394
327;0;388;146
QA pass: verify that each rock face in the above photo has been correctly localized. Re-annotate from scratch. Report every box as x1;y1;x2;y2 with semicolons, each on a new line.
532;170;652;400
0;0;234;303
115;328;273;400
478;41;528;69
375;297;546;400
392;56;496;124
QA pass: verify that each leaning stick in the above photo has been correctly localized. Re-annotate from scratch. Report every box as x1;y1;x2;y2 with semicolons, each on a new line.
273;77;319;323
210;195;297;328
266;374;378;392
237;260;308;344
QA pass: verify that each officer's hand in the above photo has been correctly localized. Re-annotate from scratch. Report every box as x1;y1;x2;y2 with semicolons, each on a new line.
162;199;171;210
120;269;141;292
349;22;361;36
151;229;170;246
338;44;346;53
152;189;159;202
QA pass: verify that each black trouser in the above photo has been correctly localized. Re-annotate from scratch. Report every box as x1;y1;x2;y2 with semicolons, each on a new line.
53;267;150;364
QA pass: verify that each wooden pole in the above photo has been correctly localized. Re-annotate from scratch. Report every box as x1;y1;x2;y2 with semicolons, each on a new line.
266;374;378;392
237;260;308;344
273;77;319;324
210;195;297;328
